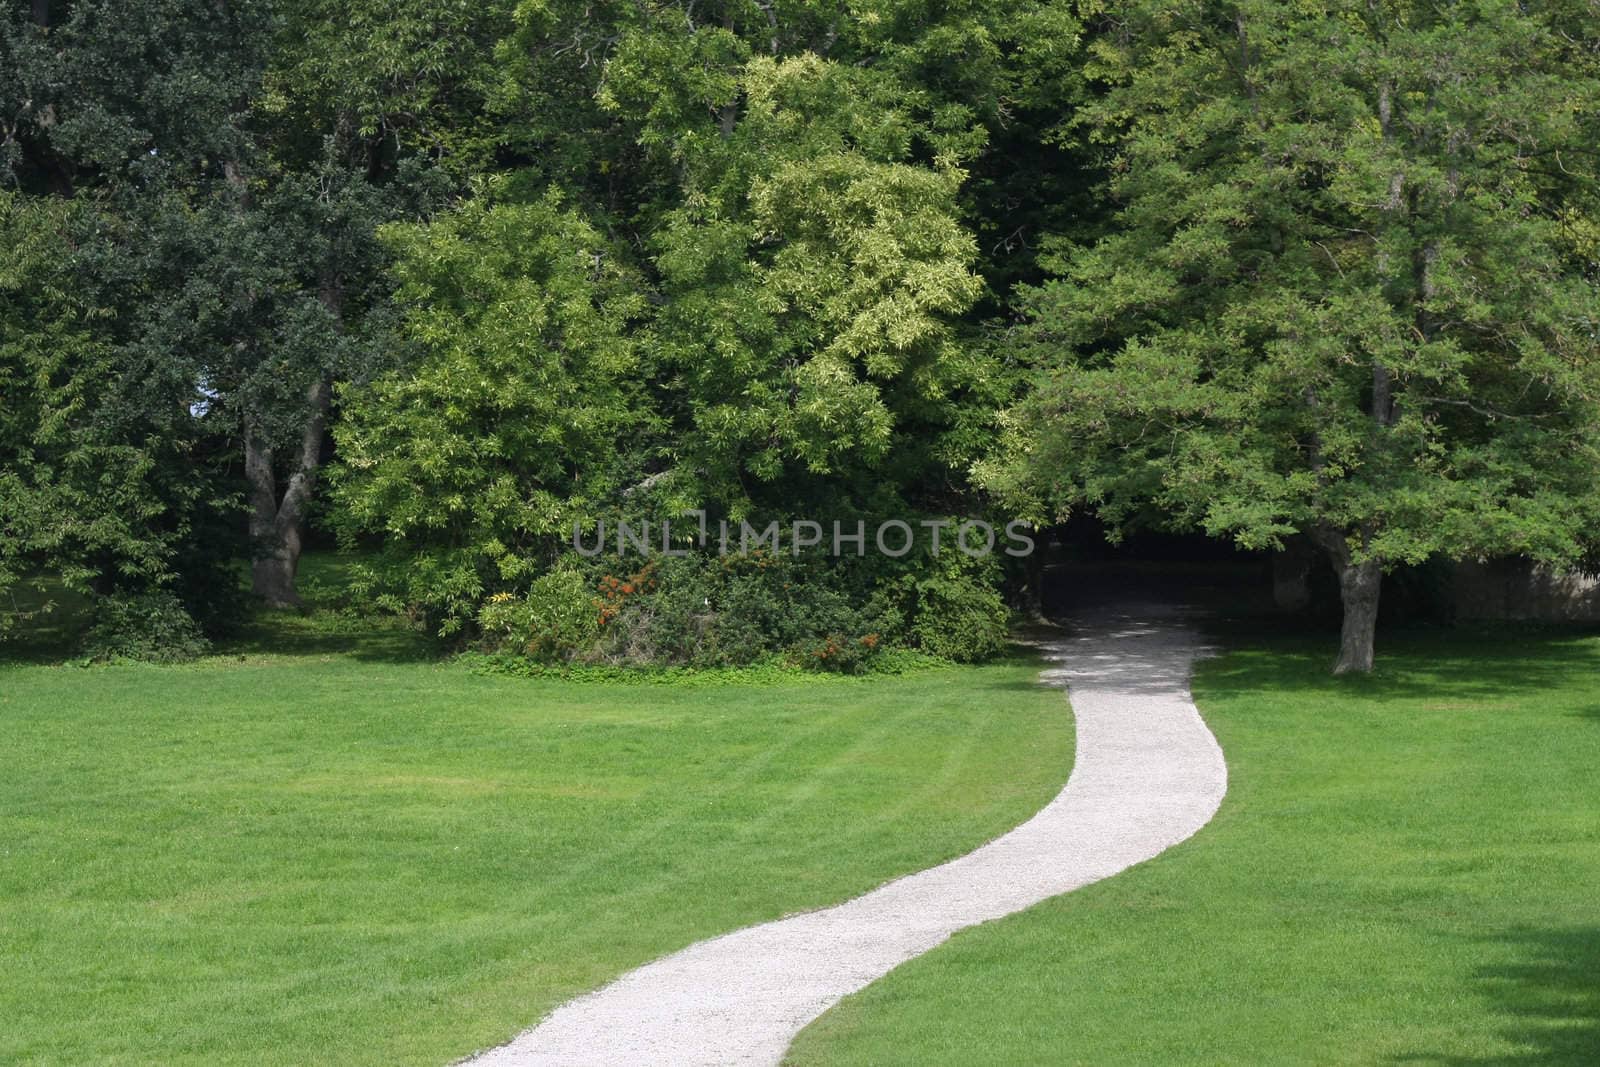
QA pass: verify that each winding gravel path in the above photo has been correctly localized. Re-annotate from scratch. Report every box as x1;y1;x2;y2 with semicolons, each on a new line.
465;602;1228;1066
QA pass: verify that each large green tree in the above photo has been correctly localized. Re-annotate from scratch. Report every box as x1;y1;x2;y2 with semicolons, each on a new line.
328;1;1058;629
631;50;987;498
0;192;217;628
1;0;270;632
329;191;654;632
984;0;1600;672
206;0;488;607
1;0;484;618
172;157;429;607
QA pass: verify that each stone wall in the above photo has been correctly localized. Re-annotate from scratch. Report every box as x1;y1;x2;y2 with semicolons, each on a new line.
1451;558;1600;622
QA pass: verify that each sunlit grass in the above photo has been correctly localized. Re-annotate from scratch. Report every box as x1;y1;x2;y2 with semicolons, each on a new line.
0;565;1072;1064
787;629;1600;1064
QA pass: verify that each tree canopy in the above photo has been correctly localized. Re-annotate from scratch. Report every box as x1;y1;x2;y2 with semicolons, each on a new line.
982;0;1600;671
2;0;1596;671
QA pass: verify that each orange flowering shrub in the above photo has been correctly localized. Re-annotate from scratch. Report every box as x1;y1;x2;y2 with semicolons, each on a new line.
596;561;658;627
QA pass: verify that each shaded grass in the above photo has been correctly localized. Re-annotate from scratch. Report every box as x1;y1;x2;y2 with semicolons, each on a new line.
0;554;436;667
0;575;91;663
214;553;439;664
0;611;1071;1064
787;629;1600;1065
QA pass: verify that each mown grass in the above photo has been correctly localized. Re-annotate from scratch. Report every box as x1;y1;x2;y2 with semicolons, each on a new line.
0;558;1073;1065
787;628;1600;1065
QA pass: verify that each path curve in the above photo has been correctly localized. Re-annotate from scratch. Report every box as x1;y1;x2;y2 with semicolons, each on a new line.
465;602;1228;1066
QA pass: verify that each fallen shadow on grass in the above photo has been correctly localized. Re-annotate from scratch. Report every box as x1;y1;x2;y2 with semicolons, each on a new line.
1;554;444;668
1040;588;1600;703
1392;927;1600;1065
1195;623;1600;706
214;615;441;663
0;609;441;668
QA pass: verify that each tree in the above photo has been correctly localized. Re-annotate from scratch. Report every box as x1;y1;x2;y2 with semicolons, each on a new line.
0;186;249;633
329;191;654;632
164;158;428;608
638;52;987;499
211;0;488;606
488;0;1081;508
1;0;447;617
582;4;1004;508
324;3;1024;632
1;1;270;637
983;0;1600;672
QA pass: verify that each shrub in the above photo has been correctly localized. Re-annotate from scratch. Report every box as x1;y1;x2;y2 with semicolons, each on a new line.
801;630;887;674
596;557;715;664
469;538;1014;672
476;566;600;663
908;570;1009;663
80;590;210;663
579;551;904;670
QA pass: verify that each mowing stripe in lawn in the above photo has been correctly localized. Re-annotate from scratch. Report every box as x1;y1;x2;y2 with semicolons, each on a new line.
462;599;1228;1066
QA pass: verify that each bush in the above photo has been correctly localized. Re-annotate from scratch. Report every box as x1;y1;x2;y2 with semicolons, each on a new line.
908;570;1010;663
466;539;1014;672
567;551;905;670
476;566;601;663
80;590;210;663
799;630;887;674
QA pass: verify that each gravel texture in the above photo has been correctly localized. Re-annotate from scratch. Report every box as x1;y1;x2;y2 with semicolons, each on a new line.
464;601;1228;1066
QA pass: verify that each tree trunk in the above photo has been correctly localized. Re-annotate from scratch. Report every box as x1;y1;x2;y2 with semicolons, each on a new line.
246;268;342;609
1333;557;1381;674
249;507;302;608
246;376;333;609
1310;525;1383;674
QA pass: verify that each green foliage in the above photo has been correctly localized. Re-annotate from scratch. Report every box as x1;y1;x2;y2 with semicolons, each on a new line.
905;554;1010;663
79;590;211;664
6;0;1047;647
476;566;601;664
985;0;1600;571
583;552;904;672
265;0;509;176
0;191;245;637
330;190;653;633
460;652;946;686
449;543;1012;673
909;579;1009;663
15;0;1597;677
643;52;989;494
0;0;269;192
0;195;165;608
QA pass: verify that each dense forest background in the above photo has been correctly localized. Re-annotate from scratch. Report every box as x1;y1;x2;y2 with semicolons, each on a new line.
3;0;1597;672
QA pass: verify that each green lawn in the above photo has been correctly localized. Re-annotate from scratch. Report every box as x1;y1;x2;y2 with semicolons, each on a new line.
787;629;1600;1065
0;585;1072;1064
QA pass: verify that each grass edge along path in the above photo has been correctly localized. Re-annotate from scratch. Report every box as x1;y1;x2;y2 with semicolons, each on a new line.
467;609;1222;1065
785;627;1600;1066
0;644;1071;1065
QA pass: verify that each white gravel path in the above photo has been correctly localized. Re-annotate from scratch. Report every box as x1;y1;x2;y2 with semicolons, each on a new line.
463;601;1228;1067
